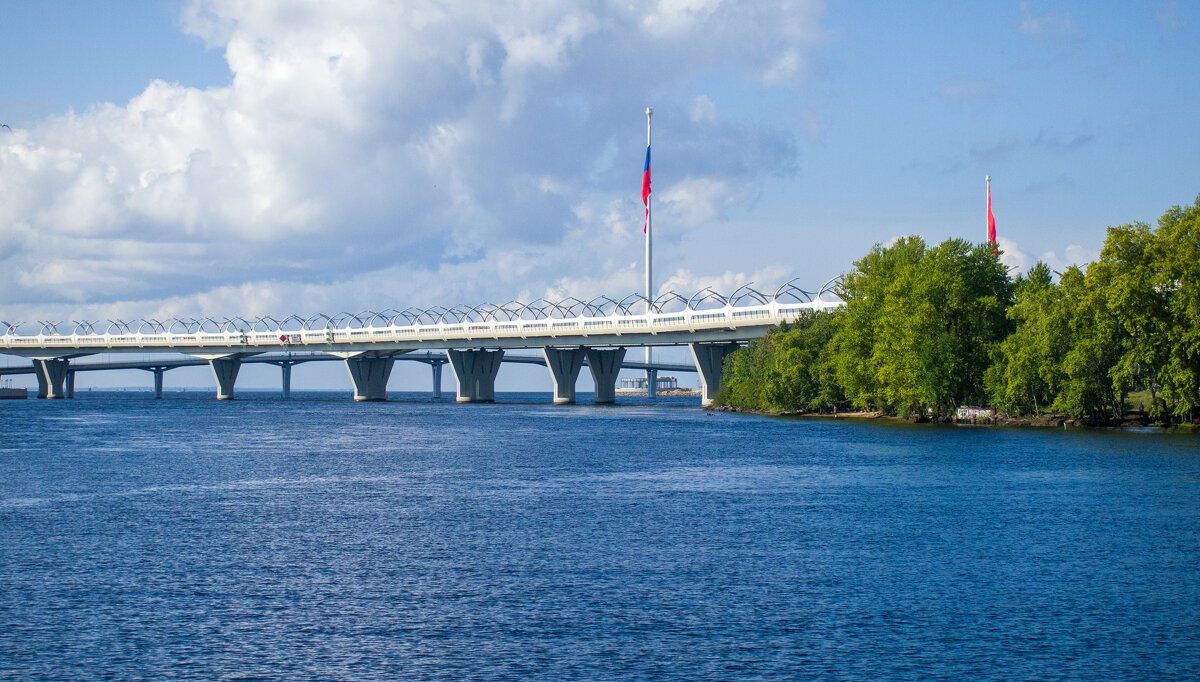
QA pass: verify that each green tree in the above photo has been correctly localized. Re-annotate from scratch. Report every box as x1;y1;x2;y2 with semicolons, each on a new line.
829;236;927;412
716;194;1200;423
1085;222;1165;418
717;332;772;408
1056;266;1124;420
832;237;1012;417
986;262;1065;414
714;311;845;412
1152;197;1200;420
767;311;844;411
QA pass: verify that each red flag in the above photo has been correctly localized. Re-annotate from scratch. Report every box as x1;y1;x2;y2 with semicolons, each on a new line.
987;180;996;245
642;144;651;233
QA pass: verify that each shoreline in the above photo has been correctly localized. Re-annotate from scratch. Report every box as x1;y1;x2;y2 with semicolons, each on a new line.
711;405;1188;430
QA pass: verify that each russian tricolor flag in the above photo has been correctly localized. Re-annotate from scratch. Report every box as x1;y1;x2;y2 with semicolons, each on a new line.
987;176;996;254
642;144;651;233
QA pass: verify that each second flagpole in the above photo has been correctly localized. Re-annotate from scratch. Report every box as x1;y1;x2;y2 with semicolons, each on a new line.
645;107;655;397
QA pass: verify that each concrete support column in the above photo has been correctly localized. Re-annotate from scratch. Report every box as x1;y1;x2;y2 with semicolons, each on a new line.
431;361;444;399
542;347;586;404
646;368;659;399
209;357;242;400
33;358;69;399
280;363;293;399
586;347;626;405
153;368;165;399
690;342;740;407
446;349;504;403
65;371;76;399
345;355;395;401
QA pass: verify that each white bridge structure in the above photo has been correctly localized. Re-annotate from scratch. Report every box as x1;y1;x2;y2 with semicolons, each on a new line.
1;280;842;406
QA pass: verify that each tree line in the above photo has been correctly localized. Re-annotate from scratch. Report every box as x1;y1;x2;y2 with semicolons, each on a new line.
715;196;1200;424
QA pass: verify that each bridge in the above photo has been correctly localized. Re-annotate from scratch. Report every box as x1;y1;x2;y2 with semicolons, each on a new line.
1;280;842;406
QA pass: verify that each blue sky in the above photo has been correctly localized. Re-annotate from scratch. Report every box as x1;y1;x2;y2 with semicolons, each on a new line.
2;0;1198;390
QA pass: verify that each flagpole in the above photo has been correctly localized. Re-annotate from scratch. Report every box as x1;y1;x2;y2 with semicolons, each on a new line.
645;107;655;397
987;174;997;255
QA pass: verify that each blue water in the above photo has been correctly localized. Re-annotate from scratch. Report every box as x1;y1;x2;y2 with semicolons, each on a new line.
2;392;1199;679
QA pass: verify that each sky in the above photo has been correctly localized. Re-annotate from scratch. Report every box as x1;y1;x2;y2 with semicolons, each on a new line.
2;0;1199;391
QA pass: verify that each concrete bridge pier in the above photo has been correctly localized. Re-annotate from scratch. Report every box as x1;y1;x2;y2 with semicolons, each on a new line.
344;354;395;401
266;360;298;399
33;358;70;399
65;371;76;399
208;356;242;400
431;360;444;399
690;342;741;407
543;347;586;404
139;366;167;398
280;363;293;399
586;347;626;404
447;349;504;403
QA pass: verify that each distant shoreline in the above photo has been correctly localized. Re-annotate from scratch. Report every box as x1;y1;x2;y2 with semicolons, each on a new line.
616;388;700;397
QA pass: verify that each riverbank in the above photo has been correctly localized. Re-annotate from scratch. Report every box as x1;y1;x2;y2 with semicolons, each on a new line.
713;405;889;420
712;405;1189;430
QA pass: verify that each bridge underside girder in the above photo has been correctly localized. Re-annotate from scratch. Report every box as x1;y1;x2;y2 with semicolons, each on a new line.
2;324;771;361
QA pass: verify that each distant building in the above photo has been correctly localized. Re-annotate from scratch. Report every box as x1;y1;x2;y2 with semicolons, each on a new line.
619;375;679;390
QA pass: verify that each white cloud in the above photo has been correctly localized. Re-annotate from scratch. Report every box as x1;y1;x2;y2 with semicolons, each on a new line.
997;236;1031;273
642;0;723;37
0;0;828;326
1039;244;1098;274
689;95;717;124
658;177;753;228
995;236;1098;278
1154;1;1183;32
1018;2;1079;38
658;266;790;301
761;50;805;85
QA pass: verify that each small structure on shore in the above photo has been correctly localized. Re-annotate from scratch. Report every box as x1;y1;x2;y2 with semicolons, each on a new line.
955;406;995;423
619;375;679;391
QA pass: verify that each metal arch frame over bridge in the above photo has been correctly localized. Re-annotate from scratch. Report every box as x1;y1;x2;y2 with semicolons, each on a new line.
1;279;842;406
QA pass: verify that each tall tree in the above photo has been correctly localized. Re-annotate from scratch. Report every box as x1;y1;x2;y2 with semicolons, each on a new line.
1152;197;1200;420
830;236;927;412
986;262;1065;414
1085;222;1165;418
1057;266;1124;419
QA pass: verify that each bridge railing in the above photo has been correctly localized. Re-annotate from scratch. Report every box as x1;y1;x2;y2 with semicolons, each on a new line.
1;282;844;351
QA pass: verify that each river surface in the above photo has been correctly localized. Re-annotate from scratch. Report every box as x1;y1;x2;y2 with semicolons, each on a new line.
2;391;1199;680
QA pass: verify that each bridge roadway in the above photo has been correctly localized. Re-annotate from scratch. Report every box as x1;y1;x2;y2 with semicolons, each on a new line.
0;281;841;405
